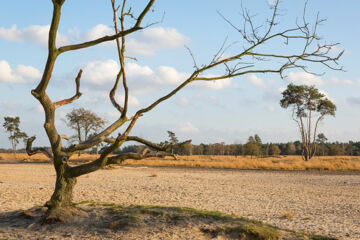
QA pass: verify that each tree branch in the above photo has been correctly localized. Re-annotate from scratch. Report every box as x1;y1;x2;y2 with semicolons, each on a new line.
57;28;139;54
68;114;139;177
54;70;83;108
57;0;155;54
105;135;192;153
137;72;198;115
68;133;125;177
109;71;124;114
110;0;129;118
26;136;53;160
64;117;128;154
107;152;152;164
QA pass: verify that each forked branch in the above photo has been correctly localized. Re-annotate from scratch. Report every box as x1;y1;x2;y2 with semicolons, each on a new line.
54;70;82;108
57;0;155;54
26;136;54;160
68;115;139;177
105;135;192;153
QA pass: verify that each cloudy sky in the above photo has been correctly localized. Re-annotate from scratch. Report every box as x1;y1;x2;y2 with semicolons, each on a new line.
0;0;359;148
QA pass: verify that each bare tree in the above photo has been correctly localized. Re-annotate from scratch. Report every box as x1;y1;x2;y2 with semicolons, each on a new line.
280;84;336;161
25;0;342;220
65;108;106;156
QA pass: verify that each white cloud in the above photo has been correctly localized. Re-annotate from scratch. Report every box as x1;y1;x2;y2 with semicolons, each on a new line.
16;64;42;79
330;77;360;87
115;94;140;107
319;90;335;102
0;60;41;83
178;122;199;133
247;74;266;88
2;100;20;111
82;59;119;85
83;24;113;41
176;97;190;107
0;24;188;55
36;104;44;113
68;24;115;48
84;97;100;104
0;25;70;47
86;90;140;108
81;60;184;94
127;27;189;56
267;0;277;6
68;25;189;56
267;106;276;112
343;79;355;85
107;111;120;119
327;45;349;55
125;63;188;94
154;66;185;85
347;97;360;106
287;72;324;86
80;60;234;95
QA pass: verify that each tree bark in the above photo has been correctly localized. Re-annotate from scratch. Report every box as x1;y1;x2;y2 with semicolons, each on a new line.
12;139;16;158
46;159;76;211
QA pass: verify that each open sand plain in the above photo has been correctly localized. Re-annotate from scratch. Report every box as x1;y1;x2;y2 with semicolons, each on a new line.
0;163;359;239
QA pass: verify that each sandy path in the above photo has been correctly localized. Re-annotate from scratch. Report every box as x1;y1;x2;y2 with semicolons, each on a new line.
0;164;359;239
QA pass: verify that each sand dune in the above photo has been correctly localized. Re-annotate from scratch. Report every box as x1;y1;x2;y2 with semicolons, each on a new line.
0;164;359;239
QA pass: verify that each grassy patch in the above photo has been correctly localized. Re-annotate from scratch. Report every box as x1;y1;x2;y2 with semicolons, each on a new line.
201;223;280;240
309;235;338;240
228;223;280;240
73;202;337;239
286;229;339;240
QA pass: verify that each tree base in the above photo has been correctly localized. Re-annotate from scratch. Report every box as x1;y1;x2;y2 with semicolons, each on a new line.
43;205;87;224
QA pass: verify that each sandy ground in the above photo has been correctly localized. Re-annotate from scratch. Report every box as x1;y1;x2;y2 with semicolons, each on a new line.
0;163;359;239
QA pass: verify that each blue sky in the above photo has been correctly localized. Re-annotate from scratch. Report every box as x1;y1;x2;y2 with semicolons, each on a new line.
0;0;359;148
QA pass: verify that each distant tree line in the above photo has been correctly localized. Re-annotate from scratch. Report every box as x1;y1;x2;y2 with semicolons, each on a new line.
117;135;360;157
1;140;357;157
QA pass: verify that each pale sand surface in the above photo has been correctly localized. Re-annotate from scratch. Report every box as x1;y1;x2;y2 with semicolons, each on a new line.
0;163;359;239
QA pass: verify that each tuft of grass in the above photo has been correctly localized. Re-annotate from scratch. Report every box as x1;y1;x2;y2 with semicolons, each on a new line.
231;223;280;240
74;200;96;205
281;211;294;219
309;236;338;240
201;223;280;240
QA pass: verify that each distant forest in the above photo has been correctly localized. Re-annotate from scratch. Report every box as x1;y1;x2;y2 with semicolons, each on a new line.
118;140;360;157
2;137;359;157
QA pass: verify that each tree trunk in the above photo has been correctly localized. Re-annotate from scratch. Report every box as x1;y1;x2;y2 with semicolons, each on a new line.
47;175;76;210
43;160;79;223
12;139;16;159
303;146;312;161
46;160;77;211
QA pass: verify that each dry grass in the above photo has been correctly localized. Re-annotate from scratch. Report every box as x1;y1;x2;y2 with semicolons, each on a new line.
0;153;100;163
1;153;360;171
281;211;294;220
123;155;360;171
